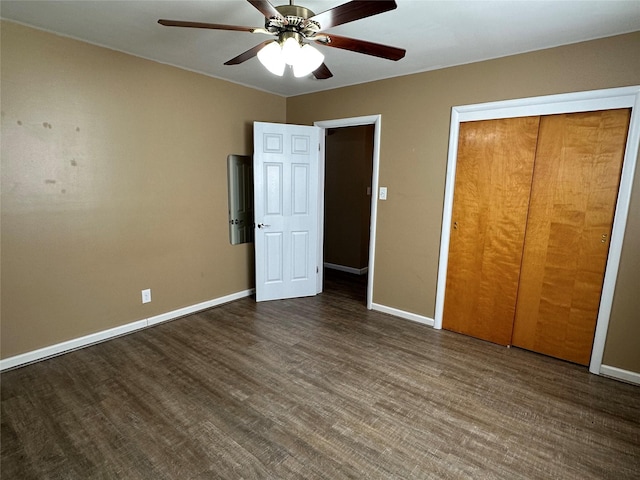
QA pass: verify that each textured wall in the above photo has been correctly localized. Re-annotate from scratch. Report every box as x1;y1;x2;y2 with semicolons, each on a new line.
1;22;286;358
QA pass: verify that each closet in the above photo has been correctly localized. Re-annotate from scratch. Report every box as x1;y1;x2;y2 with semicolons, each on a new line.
442;109;631;365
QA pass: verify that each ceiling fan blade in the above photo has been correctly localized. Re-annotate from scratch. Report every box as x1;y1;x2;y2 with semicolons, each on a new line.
224;41;273;65
158;19;258;33
309;0;397;30
312;63;333;80
246;0;282;20
316;33;405;61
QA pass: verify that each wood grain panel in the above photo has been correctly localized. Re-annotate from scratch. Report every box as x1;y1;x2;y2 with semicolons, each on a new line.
512;109;630;365
443;117;540;345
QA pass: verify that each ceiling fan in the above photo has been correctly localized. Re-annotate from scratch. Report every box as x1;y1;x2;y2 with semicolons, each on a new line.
158;0;406;79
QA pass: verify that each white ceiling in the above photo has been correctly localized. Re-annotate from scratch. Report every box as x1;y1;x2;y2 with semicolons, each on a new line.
1;0;639;97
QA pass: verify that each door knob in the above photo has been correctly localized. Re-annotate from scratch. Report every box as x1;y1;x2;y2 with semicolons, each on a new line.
257;223;271;229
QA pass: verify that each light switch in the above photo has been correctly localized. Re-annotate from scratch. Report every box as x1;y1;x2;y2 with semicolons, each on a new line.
379;187;388;200
141;288;151;304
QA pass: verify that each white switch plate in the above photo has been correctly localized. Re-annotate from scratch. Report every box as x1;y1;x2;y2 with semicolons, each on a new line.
141;288;151;304
379;187;388;200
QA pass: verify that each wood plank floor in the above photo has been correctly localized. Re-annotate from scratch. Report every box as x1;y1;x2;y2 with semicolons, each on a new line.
2;270;639;479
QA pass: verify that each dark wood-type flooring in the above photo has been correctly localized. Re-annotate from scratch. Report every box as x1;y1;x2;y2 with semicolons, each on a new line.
2;270;639;479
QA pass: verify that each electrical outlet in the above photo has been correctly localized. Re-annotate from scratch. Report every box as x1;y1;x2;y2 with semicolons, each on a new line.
141;288;151;304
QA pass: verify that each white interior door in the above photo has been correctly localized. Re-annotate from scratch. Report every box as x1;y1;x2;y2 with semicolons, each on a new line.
253;122;320;302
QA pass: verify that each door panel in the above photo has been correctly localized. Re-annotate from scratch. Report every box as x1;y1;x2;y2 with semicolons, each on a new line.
265;232;283;283
292;164;309;214
512;109;630;364
443;117;540;345
292;231;309;280
254;122;320;302
265;163;283;215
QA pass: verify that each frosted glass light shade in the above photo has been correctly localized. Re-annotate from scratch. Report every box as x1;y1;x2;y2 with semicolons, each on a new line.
257;41;285;76
282;37;301;66
293;44;324;77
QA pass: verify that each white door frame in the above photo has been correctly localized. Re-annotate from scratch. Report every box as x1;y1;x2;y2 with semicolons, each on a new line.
434;86;640;376
314;115;381;310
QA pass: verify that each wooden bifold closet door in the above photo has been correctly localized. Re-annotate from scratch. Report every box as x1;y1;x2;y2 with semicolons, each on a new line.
443;109;630;365
442;117;540;346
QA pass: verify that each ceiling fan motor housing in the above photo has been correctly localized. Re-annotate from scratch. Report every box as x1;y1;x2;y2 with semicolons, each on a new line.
267;5;321;40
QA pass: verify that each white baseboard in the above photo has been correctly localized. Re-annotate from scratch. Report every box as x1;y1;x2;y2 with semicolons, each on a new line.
371;302;434;327
13;290;633;386
0;320;148;372
0;288;255;372
599;364;640;386
367;308;640;385
324;262;368;275
146;289;254;327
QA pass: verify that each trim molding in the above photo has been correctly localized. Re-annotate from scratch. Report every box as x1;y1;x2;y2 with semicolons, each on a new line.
0;289;255;372
599;365;640;386
371;303;434;327
324;262;368;275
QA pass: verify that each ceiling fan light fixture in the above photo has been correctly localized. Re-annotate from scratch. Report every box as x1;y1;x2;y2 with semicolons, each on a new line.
258;35;324;79
257;40;285;76
293;44;324;77
160;0;405;81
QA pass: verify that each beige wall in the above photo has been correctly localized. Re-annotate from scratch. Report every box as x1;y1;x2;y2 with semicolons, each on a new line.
2;21;639;374
287;32;640;373
1;22;286;358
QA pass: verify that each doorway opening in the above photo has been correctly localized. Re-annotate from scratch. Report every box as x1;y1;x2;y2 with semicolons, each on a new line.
323;125;374;305
315;115;382;310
